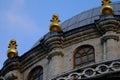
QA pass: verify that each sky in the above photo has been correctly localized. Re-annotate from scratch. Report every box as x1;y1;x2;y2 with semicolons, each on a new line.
0;0;119;69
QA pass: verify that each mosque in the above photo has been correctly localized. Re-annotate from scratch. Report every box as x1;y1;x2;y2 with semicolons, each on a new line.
0;0;120;80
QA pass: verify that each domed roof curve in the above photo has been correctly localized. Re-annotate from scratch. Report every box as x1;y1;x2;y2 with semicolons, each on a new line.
31;1;120;49
61;1;120;32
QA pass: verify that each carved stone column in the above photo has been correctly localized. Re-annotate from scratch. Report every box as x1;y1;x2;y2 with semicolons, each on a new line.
0;40;23;80
5;70;22;80
44;31;64;79
1;57;22;80
96;14;120;61
101;31;119;60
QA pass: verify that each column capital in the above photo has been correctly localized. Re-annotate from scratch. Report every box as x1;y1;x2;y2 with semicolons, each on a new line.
101;34;119;44
96;18;120;35
47;48;64;60
43;31;64;60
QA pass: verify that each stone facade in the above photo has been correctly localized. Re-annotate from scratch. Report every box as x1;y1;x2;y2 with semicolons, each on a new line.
1;1;120;80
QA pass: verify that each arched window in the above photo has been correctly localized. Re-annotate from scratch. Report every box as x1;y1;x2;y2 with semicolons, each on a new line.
28;66;43;80
73;45;95;68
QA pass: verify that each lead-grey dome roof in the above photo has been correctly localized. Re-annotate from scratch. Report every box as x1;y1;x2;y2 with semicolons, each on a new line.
61;1;120;32
32;1;120;48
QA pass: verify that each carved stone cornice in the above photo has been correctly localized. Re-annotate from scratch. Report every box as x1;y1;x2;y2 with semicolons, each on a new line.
0;57;21;76
95;15;120;35
47;48;63;60
101;35;119;44
53;59;120;80
43;31;64;60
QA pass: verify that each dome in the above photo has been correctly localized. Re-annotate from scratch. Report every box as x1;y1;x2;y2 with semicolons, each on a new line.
61;1;120;32
32;1;120;48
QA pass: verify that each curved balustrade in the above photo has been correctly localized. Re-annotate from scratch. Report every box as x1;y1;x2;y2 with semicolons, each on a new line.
53;60;120;80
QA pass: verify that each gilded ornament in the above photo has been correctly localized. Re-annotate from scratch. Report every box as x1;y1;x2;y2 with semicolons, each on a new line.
49;14;62;31
101;0;114;14
7;39;18;58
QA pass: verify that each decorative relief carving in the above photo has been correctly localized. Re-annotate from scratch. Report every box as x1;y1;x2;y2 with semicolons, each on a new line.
5;71;18;80
96;18;120;35
47;48;63;60
43;31;64;60
54;60;120;80
83;68;96;78
101;35;119;44
96;64;109;74
110;61;120;71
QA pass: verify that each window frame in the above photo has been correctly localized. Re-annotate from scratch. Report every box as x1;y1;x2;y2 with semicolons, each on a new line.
73;45;95;68
28;66;43;80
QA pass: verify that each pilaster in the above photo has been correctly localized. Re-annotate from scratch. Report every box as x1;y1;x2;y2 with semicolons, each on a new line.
1;57;22;80
96;14;120;61
43;31;64;79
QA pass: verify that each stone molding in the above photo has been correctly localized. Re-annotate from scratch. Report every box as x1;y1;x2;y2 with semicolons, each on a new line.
43;31;64;60
53;60;120;80
47;49;64;60
0;57;21;76
101;35;119;44
44;31;64;51
44;37;63;51
96;17;120;34
4;70;22;80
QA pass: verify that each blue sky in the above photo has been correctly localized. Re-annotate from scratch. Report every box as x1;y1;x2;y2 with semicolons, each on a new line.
0;0;119;69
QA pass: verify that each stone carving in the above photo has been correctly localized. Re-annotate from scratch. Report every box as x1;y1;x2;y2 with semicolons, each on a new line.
55;60;120;80
96;19;120;34
4;70;22;80
5;71;17;80
44;31;64;60
101;35;119;44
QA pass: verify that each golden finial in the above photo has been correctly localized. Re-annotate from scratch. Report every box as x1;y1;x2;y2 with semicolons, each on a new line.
7;39;18;58
101;0;114;14
102;0;111;5
49;14;62;31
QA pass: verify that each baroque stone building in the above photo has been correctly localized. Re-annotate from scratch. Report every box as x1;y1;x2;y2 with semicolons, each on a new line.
0;0;120;80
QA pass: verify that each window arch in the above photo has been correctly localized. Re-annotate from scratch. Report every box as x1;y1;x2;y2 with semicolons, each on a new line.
73;45;95;68
28;66;43;80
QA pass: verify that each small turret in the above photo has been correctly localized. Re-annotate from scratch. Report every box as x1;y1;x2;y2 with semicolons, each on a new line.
49;14;62;31
7;39;18;58
101;0;114;14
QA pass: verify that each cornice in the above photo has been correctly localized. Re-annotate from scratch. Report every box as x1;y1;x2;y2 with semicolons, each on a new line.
0;57;21;76
95;15;120;34
101;34;119;44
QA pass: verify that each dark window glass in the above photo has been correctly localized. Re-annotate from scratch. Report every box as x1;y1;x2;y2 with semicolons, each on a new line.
28;66;43;80
74;45;95;68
